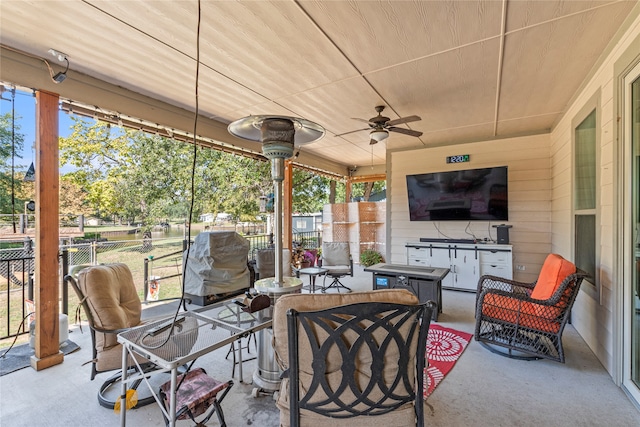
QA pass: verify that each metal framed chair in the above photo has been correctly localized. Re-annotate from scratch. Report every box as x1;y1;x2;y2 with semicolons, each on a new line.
320;242;353;293
272;290;435;427
66;263;164;409
475;253;589;362
254;248;291;280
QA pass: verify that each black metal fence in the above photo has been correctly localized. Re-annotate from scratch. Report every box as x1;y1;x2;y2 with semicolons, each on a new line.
0;230;322;341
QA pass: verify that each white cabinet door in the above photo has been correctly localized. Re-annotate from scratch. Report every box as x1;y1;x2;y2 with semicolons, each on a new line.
430;247;454;288
450;250;479;291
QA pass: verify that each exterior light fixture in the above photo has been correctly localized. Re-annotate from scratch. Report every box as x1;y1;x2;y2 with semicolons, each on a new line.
46;48;69;84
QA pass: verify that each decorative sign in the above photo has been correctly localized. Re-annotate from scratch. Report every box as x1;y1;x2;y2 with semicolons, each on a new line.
446;154;470;163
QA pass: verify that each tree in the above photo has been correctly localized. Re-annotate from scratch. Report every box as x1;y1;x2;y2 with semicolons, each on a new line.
292;169;330;213
0;112;25;215
59;176;91;215
60;118;131;218
59;116;336;226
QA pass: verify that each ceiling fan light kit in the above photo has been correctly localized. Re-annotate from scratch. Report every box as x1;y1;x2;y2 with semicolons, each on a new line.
338;105;422;145
370;129;389;142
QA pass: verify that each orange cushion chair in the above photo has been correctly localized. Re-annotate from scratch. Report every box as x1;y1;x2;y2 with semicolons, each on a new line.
474;254;587;362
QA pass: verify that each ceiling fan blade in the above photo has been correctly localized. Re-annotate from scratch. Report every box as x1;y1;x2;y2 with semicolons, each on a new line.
351;117;371;124
386;115;421;126
388;126;423;137
335;127;369;137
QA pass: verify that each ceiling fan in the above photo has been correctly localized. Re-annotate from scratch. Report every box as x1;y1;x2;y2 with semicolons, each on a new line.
336;105;423;144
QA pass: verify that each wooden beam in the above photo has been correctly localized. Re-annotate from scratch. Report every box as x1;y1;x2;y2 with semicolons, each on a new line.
284;160;293;250
30;90;63;371
349;174;386;183
345;179;352;203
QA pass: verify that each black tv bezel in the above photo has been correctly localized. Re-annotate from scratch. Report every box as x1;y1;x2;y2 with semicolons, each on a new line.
406;165;508;222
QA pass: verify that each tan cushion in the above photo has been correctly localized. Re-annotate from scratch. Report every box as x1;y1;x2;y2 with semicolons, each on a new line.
272;289;420;426
79;263;142;330
321;242;350;266
255;249;291;278
78;263;142;371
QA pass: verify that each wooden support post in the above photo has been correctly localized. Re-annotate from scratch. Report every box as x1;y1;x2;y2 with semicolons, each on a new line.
30;90;63;371
284;160;293;251
345;178;352;203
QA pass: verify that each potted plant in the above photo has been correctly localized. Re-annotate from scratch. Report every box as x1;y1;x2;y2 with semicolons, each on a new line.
360;249;384;267
292;247;314;269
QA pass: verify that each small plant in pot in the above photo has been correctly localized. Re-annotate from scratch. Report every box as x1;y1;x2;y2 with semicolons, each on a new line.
292;247;314;269
360;249;384;267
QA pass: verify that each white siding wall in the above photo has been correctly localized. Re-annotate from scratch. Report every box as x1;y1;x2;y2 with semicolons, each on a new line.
388;134;551;284
386;11;640;381
549;12;640;375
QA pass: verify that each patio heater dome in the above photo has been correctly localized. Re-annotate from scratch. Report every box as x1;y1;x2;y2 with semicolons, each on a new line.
228;115;325;160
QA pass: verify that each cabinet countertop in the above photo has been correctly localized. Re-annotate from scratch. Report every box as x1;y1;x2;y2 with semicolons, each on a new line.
364;263;450;280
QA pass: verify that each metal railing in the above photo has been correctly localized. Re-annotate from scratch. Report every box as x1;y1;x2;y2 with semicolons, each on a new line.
0;230;323;341
0;249;35;340
0;213;84;234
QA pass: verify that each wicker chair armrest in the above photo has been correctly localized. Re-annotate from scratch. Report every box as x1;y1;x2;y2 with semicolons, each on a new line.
477;275;536;296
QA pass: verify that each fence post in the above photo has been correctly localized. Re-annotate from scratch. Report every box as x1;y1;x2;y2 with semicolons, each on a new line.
143;257;149;304
61;249;69;315
91;241;97;264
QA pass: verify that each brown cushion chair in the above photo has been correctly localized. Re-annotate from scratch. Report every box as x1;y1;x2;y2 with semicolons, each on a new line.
272;289;436;427
66;263;184;409
474;254;589;362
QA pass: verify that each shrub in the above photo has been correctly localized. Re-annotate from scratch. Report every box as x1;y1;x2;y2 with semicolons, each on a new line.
360;249;383;267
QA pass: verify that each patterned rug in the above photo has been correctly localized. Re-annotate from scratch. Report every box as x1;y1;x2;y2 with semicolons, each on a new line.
424;324;473;398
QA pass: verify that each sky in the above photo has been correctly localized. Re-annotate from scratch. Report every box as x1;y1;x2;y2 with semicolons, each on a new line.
0;87;78;173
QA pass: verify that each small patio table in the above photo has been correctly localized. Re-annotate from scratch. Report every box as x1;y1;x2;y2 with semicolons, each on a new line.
295;266;328;293
117;297;272;427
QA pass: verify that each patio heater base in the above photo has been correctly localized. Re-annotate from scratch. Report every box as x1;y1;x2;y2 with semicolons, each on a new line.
251;277;302;397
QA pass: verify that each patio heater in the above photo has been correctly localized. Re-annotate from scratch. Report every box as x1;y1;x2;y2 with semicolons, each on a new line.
228;115;324;285
228;115;324;394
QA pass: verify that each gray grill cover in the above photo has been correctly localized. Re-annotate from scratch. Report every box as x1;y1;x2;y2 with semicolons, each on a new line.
183;231;250;296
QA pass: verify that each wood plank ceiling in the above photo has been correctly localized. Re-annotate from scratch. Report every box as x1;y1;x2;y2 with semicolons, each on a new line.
0;0;636;173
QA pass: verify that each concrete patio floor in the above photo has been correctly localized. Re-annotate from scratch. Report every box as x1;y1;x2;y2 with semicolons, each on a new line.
1;265;639;426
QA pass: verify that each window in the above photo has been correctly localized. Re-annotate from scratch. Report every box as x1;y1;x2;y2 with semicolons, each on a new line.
574;108;598;296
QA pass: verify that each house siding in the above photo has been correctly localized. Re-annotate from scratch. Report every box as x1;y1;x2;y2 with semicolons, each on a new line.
549;10;640;375
387;12;640;391
388;134;551;285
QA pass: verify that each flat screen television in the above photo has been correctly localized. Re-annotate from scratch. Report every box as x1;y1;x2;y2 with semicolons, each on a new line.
406;166;508;221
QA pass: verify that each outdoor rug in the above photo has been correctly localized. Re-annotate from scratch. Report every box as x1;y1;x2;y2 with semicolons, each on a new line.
424;324;473;398
0;339;80;376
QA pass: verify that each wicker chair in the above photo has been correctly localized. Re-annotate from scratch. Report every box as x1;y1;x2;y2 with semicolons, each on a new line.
474;253;589;363
272;290;436;427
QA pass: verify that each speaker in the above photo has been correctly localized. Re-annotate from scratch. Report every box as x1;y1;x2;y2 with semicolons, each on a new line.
493;224;512;244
